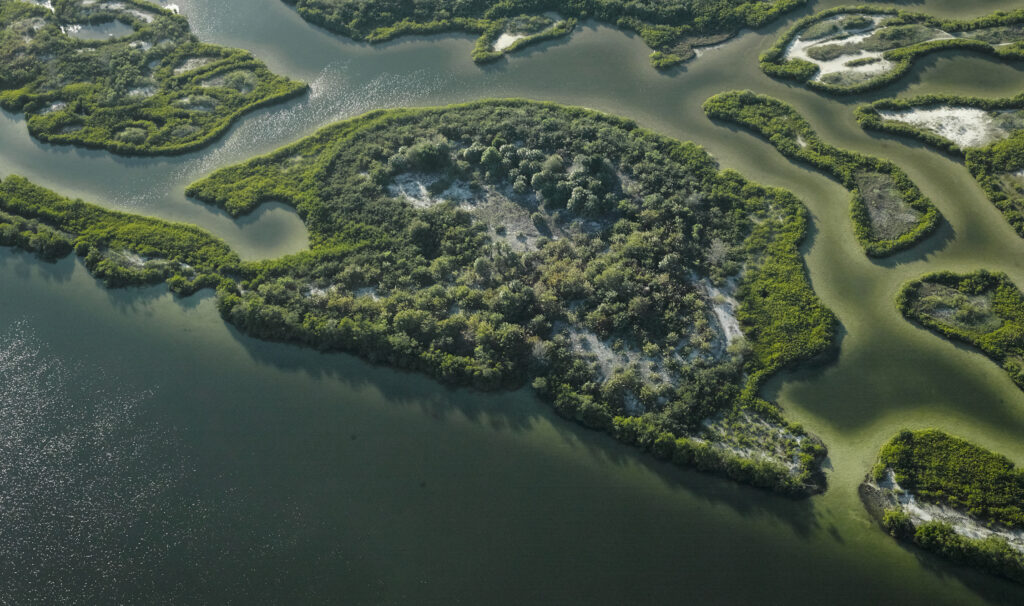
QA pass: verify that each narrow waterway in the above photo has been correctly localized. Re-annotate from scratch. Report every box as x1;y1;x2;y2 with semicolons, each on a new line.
3;0;1024;602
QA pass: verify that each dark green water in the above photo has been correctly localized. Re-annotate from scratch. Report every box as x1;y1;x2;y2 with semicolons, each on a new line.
3;0;1024;602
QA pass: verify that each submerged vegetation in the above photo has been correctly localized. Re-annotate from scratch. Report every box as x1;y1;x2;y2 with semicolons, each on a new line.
761;6;1024;94
897;270;1024;391
0;0;306;154
282;0;807;68
2;100;840;495
860;430;1024;584
857;94;1024;239
703;90;941;256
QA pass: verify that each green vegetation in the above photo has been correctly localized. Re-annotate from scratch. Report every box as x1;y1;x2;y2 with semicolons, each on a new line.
703;90;941;256
857;94;1024;239
188;99;837;494
0;0;306;155
282;0;807;68
861;429;1024;584
0;175;239;293
897;270;1024;390
761;6;1024;94
0;100;842;494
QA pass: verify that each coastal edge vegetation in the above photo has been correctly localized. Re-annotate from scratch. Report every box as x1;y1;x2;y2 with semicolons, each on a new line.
860;429;1024;584
282;0;808;68
2;99;840;495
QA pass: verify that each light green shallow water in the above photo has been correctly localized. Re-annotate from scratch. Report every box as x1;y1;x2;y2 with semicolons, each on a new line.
3;0;1024;602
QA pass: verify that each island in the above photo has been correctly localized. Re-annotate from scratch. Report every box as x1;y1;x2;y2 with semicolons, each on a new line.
861;429;1024;584
897;270;1024;391
703;90;941;256
1;99;841;495
760;6;1024;94
857;94;1024;239
281;0;808;68
0;0;306;154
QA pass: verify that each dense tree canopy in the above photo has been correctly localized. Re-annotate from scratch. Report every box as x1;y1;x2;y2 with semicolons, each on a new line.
0;0;306;154
0;100;839;494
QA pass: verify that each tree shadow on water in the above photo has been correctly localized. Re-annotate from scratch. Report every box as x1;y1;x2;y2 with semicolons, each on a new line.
870;217;956;268
0;247;75;285
218;315;827;538
892;537;1024;605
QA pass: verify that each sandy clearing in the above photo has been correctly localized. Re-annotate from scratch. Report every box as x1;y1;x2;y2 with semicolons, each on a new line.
784;16;894;81
879;470;1024;553
493;33;526;52
878;106;1013;148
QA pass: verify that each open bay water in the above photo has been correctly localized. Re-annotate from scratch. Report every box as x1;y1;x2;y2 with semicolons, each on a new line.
4;0;1024;602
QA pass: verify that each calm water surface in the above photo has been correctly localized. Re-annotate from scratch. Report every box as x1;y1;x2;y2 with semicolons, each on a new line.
3;0;1024;602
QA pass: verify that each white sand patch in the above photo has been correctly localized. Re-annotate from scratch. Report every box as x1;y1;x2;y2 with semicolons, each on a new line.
387;174;475;208
563;327;673;413
173;57;214;75
354;286;379;300
25;0;54;12
784;16;894;81
126;85;156;98
699;276;742;347
693;41;730;58
879;106;1016;148
113;250;147;267
164;4;180;15
881;471;1024;553
785;15;977;84
173;95;216;111
493;33;526;52
125;9;155;23
796;135;808;148
38;101;66;114
304;285;379;300
304;284;337;299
